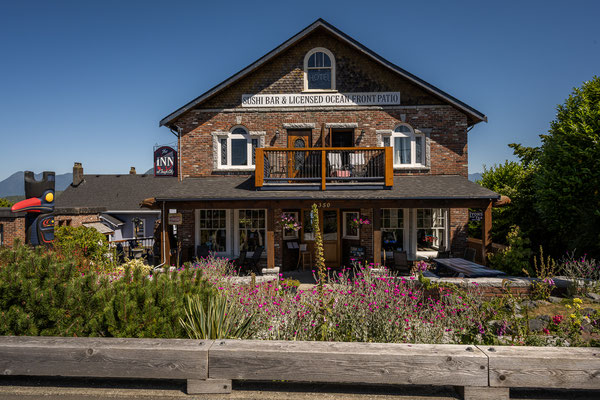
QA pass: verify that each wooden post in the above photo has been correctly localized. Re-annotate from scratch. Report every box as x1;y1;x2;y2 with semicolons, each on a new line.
255;148;264;188
267;207;275;269
161;202;171;266
321;149;326;191
384;147;393;187
481;201;492;265
373;207;381;266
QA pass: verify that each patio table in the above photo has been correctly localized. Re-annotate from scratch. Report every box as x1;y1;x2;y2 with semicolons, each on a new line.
432;257;506;278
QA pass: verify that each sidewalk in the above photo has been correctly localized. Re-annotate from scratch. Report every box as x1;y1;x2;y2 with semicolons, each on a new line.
1;377;600;400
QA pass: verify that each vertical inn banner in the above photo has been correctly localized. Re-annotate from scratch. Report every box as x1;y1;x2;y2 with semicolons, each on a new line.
154;146;177;177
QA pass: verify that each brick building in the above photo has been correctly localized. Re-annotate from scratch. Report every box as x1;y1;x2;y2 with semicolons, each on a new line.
141;19;500;269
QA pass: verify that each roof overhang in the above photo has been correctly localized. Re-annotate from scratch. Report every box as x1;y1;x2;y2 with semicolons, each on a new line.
159;19;487;128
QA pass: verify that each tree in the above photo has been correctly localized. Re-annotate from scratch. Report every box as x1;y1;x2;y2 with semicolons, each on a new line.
0;198;13;207
535;76;600;256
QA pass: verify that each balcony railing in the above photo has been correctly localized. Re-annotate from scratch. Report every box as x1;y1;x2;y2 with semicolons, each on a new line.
255;147;393;190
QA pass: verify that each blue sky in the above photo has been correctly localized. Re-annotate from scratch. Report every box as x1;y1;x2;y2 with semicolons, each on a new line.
0;0;598;181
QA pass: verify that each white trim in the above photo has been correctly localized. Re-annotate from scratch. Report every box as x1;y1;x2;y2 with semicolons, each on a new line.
214;126;259;170
389;123;427;169
303;47;336;91
342;211;360;240
283;123;316;129
380;208;409;260
326;122;358;129
412;208;449;259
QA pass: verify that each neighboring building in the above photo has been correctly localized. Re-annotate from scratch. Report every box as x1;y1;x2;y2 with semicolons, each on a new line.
55;163;174;243
0;209;25;247
146;19;500;269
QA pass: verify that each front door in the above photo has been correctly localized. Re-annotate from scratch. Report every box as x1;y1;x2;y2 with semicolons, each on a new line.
301;208;340;268
287;130;312;179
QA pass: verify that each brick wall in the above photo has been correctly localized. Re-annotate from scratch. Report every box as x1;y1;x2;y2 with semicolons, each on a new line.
449;208;468;256
0;215;26;246
169;29;469;179
55;214;100;227
176;106;468;178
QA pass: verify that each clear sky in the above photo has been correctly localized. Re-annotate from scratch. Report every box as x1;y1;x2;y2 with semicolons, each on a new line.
1;0;598;181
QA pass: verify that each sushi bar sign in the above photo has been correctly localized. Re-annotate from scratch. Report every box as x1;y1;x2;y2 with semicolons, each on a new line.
154;146;177;177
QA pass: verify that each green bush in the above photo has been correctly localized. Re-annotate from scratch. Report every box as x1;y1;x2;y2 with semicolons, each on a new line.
487;226;532;276
54;225;110;265
0;243;214;338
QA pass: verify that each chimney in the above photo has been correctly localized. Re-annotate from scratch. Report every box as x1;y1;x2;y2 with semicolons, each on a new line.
129;167;136;175
73;162;84;186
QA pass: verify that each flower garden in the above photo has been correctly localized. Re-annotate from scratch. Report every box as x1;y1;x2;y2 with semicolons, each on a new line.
1;229;599;347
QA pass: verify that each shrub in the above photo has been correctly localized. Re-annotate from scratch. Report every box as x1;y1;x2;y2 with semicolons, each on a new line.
561;252;600;295
0;243;214;338
54;225;110;267
487;226;532;276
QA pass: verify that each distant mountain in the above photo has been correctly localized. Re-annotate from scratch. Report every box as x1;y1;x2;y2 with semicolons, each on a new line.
468;173;482;182
0;171;72;198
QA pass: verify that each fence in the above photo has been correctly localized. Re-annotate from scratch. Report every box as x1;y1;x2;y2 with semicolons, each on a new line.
1;336;599;399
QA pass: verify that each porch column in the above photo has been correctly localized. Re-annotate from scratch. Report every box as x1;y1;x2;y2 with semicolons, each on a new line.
373;207;382;266
481;201;492;265
267;207;275;269
161;202;171;266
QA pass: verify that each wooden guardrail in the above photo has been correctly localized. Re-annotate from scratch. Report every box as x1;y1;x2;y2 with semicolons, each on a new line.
1;337;599;399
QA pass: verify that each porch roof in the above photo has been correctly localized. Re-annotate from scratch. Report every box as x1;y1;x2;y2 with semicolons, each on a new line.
151;175;499;205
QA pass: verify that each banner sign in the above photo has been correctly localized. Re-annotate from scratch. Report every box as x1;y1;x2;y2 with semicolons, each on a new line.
469;211;483;222
168;213;182;225
154;146;177;177
241;92;400;108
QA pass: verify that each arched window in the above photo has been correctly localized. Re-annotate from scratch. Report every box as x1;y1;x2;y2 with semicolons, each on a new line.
386;124;425;167
217;126;258;168
304;48;335;91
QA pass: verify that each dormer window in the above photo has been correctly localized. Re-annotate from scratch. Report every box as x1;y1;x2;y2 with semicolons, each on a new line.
304;48;335;91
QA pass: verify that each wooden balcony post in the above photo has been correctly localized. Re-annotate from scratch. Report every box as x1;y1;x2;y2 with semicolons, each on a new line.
255;148;264;188
373;207;382;266
321;149;326;191
161;202;171;266
384;147;394;187
267;207;275;269
481;201;492;265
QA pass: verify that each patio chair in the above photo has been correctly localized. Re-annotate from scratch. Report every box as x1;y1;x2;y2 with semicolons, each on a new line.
233;250;247;272
348;152;366;177
196;244;209;259
392;250;410;275
242;246;264;275
437;251;451;259
463;247;476;262
327;152;343;176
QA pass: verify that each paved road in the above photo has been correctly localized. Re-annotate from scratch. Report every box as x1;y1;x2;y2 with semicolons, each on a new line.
1;377;599;399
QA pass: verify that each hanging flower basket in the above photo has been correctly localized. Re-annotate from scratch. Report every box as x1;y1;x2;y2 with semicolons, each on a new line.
350;216;371;229
280;213;301;232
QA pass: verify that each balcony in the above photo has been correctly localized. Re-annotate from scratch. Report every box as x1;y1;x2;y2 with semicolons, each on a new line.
255;147;393;190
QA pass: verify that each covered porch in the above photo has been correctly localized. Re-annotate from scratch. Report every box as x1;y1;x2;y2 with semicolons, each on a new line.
142;175;502;270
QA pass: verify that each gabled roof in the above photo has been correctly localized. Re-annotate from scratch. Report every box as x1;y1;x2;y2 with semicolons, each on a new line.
160;18;487;127
56;174;176;211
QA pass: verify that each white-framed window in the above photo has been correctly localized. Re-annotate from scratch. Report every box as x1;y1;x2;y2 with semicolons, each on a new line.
416;208;448;252
132;218;145;238
302;209;315;241
382;124;425;168
381;209;407;252
196;210;227;253
236;209;266;255
282;211;299;240
342;211;359;239
304;47;335;91
216;126;258;169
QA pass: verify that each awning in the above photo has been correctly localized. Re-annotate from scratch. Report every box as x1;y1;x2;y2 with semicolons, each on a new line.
83;221;114;235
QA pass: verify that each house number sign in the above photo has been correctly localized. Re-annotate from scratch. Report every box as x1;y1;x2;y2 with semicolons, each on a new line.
241;92;400;108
